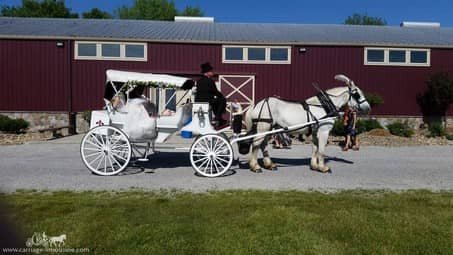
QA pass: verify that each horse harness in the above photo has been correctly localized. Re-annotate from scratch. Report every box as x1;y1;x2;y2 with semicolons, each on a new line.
251;87;339;136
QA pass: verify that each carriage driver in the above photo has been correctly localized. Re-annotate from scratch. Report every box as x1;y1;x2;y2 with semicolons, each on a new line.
195;62;227;127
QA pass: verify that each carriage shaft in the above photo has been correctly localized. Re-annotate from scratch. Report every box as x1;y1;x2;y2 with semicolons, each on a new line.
230;117;337;145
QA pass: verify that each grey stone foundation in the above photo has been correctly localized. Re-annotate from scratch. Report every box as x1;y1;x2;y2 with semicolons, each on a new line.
0;112;91;134
364;116;453;130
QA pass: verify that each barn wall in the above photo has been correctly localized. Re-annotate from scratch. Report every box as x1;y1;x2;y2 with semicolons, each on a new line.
71;42;293;111
291;46;453;116
0;39;69;111
1;39;452;117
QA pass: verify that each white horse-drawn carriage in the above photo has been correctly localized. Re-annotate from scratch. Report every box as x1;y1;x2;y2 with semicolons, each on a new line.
80;70;370;177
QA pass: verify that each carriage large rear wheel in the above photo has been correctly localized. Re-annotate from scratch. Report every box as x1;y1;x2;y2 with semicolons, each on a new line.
80;125;131;176
190;134;233;177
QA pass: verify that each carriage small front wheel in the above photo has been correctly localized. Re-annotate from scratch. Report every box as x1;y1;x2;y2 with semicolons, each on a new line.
190;134;233;177
80;125;132;176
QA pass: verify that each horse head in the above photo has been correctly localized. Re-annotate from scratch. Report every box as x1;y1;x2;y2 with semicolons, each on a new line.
334;74;370;114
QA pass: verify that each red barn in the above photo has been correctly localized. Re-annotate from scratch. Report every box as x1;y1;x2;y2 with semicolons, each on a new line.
0;17;452;131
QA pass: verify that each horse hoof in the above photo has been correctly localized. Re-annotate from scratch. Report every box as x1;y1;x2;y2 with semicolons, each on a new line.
319;167;331;173
250;168;262;173
264;164;278;171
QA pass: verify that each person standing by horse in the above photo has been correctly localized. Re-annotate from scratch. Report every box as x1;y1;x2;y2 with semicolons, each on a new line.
195;62;227;127
343;106;359;151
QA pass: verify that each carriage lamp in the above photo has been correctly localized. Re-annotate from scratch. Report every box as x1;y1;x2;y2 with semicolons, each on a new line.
56;41;64;47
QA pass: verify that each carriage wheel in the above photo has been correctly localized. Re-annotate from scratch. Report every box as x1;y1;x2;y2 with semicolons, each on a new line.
80;125;131;176
190;134;233;177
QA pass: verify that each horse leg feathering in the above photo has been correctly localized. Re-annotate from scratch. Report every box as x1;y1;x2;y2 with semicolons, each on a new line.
262;141;277;170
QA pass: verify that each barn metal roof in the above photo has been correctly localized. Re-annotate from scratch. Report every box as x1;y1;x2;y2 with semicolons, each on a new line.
1;17;453;47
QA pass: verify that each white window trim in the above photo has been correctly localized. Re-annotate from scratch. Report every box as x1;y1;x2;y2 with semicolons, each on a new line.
364;47;430;67
75;41;147;62
222;45;291;64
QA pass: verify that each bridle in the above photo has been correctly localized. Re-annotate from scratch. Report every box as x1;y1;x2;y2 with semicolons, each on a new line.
347;86;367;112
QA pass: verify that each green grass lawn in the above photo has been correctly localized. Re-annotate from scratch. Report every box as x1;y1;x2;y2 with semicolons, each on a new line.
1;190;452;255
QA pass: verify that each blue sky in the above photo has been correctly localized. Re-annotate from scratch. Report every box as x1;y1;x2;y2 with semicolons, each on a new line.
2;0;453;27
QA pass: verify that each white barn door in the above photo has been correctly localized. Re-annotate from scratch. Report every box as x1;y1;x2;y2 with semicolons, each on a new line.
218;75;255;119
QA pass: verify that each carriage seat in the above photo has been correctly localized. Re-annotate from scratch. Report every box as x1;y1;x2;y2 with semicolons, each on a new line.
156;103;192;130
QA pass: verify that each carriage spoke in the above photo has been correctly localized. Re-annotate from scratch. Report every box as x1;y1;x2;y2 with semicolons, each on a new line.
193;156;209;164
215;156;230;164
85;151;103;158
213;158;226;169
194;146;209;154
213;159;222;173
202;138;212;153
109;154;122;168
209;159;213;175
212;138;219;153
93;133;105;147
107;154;115;171
112;143;129;150
213;142;224;153
111;152;128;162
198;158;210;173
103;153;107;173
192;153;208;157
94;154;105;171
85;139;102;149
88;153;104;167
83;147;103;152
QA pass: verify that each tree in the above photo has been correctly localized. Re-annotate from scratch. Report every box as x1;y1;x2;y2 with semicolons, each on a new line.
82;8;112;19
344;13;386;26
0;0;78;18
117;0;203;20
417;72;453;127
178;6;203;17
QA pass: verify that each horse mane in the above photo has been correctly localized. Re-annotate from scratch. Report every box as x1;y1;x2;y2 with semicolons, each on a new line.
305;86;348;104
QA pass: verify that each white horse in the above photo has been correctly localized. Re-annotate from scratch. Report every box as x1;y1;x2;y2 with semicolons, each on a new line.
244;74;370;173
49;234;66;247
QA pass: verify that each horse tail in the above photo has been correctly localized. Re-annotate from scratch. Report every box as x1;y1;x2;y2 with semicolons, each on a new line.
244;104;254;132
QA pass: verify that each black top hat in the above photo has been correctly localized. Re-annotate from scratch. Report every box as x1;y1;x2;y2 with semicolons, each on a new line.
200;62;213;73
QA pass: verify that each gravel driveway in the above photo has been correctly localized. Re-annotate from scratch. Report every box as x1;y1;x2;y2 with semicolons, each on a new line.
0;139;452;192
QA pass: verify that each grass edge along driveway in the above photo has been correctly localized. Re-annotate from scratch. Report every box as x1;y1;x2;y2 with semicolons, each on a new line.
1;190;452;255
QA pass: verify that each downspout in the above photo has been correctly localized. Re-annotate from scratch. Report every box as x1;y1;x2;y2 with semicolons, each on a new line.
67;39;75;134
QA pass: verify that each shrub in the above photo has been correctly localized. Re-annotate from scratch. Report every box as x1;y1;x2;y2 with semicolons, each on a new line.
386;122;414;137
356;118;383;133
364;92;384;108
428;122;446;137
0;114;29;133
331;118;383;136
82;111;91;123
446;134;453;140
331;119;345;136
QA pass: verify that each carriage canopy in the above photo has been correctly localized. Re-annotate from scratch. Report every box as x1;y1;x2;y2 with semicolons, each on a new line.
104;69;194;100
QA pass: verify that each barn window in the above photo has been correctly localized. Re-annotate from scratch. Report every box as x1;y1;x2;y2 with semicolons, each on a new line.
389;50;406;63
410;51;428;63
225;47;244;61
367;49;385;63
364;47;430;67
75;41;147;61
125;44;145;58
102;44;121;57
270;48;289;61
248;48;266;61
77;43;97;57
222;45;291;64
